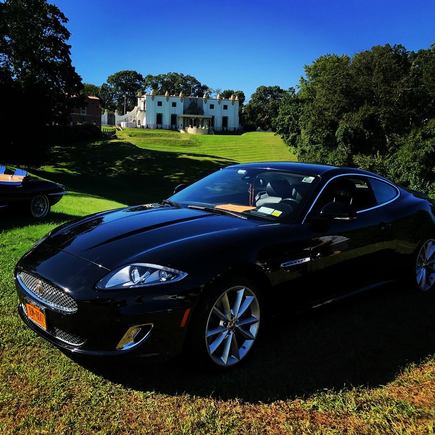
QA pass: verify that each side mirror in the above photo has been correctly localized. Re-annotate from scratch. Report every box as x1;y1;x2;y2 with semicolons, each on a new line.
318;201;357;221
173;183;187;194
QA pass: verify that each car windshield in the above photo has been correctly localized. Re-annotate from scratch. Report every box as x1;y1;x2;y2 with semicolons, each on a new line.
170;167;320;220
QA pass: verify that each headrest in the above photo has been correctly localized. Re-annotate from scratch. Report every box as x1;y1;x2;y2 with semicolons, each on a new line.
291;183;311;202
266;179;292;198
333;179;356;205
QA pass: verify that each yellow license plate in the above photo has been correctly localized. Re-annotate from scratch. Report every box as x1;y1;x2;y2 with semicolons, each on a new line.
25;303;47;330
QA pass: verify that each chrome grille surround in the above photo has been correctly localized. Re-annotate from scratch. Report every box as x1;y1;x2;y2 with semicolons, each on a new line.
17;271;78;314
53;327;85;346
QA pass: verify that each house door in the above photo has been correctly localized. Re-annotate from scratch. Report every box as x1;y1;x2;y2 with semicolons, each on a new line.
156;113;163;128
171;114;177;129
222;116;228;130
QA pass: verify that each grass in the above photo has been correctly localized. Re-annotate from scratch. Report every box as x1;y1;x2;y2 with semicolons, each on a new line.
0;129;434;433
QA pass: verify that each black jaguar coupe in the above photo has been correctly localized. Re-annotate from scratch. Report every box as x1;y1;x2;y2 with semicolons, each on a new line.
15;163;434;369
0;166;64;218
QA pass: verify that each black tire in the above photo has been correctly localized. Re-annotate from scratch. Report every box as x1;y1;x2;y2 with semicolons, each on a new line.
185;274;263;370
413;238;434;294
29;194;51;219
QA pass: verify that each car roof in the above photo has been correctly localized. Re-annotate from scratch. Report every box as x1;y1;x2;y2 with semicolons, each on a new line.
225;162;336;175
225;162;384;179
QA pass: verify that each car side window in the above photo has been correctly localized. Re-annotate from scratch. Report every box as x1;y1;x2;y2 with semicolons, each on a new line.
369;178;398;204
312;176;377;214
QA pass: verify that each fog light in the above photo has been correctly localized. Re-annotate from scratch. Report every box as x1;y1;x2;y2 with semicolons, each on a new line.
116;324;153;350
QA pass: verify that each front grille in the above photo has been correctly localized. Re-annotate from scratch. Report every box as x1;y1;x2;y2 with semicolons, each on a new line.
53;327;85;346
18;272;78;314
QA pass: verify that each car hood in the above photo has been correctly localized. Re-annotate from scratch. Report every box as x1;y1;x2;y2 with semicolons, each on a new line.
42;205;259;269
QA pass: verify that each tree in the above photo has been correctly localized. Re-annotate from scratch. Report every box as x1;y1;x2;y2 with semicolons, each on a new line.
0;0;83;164
100;70;144;113
143;72;210;97
243;86;287;130
275;44;435;194
82;83;100;97
220;89;246;105
273;88;302;147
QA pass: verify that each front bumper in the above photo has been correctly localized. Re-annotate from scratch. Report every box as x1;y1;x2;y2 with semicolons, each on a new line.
15;265;198;358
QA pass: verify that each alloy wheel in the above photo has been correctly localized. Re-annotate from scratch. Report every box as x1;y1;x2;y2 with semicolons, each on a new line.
30;195;50;218
205;286;260;367
416;239;435;292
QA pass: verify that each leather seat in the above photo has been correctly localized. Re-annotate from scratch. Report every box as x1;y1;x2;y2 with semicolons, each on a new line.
332;179;356;207
291;183;311;203
256;179;293;207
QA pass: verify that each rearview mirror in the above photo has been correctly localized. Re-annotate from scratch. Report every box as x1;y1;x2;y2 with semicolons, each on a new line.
318;201;357;221
173;183;188;194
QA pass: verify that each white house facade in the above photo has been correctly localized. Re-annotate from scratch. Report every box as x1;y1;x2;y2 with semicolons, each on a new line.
103;92;240;134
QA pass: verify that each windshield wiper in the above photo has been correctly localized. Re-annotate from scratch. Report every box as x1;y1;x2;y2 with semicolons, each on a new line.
187;204;247;220
161;199;181;208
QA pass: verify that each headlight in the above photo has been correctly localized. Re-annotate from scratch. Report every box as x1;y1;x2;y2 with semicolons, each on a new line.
96;263;188;290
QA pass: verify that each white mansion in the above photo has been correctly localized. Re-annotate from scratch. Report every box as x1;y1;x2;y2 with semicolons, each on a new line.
102;92;240;134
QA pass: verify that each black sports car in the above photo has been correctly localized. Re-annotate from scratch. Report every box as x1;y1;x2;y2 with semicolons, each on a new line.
0;166;64;218
15;162;434;369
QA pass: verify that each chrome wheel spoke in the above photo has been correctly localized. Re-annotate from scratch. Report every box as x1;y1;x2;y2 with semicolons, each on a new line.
221;293;232;319
207;326;226;338
237;295;254;317
231;332;240;361
237;316;258;327
232;288;245;317
221;332;233;365
212;306;226;321
417;267;426;286
209;331;227;354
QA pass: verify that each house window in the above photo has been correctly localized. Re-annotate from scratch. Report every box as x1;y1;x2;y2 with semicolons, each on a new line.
223;105;228;110
80;107;87;115
156;113;163;126
157;101;162;107
172;102;176;107
209;104;214;109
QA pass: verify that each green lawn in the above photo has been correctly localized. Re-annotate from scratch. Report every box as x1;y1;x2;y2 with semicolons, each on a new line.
0;130;434;433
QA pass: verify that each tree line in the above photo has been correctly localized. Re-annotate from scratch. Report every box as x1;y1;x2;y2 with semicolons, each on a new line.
83;71;246;115
273;44;434;196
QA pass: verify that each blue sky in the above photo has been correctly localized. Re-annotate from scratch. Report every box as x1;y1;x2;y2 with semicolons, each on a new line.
52;0;435;98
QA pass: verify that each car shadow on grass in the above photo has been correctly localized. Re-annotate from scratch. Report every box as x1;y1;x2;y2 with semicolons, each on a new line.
73;283;435;403
0;209;78;232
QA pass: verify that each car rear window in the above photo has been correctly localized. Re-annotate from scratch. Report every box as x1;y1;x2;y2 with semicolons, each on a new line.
369;178;399;204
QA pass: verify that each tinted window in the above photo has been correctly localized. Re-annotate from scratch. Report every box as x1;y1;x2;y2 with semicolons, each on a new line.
313;176;377;213
369;179;398;204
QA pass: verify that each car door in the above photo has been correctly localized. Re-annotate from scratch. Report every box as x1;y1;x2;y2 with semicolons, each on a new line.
304;175;392;304
0;182;23;207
